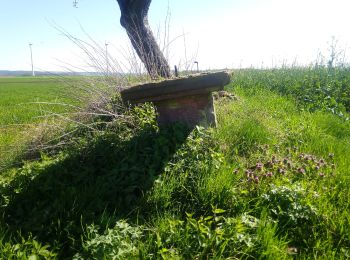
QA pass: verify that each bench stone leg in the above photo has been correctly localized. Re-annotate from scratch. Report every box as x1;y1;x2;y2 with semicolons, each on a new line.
154;93;217;128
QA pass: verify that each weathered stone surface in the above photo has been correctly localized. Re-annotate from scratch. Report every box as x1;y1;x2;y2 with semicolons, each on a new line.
155;93;217;128
121;71;231;127
121;71;230;103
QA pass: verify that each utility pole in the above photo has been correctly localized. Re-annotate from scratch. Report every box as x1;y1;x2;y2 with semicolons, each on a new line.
29;43;35;77
105;42;109;75
194;61;199;73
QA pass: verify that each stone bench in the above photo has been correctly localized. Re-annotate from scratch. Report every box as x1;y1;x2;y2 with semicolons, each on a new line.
121;71;231;128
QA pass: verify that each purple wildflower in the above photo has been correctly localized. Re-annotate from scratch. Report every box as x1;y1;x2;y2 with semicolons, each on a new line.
278;168;286;175
256;162;264;171
245;169;253;177
266;172;273;177
297;167;305;174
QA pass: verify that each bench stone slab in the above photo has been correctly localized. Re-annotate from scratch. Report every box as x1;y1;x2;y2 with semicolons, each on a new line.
121;71;231;127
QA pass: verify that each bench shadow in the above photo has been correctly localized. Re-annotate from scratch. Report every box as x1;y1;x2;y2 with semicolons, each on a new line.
3;123;191;256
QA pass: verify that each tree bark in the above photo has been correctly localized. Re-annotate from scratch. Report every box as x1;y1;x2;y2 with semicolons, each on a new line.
116;0;171;79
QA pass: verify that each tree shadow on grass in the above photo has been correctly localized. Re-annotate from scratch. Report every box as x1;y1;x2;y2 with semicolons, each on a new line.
3;123;191;257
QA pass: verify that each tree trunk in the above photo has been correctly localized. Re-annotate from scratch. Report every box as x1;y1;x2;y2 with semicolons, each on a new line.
116;0;171;79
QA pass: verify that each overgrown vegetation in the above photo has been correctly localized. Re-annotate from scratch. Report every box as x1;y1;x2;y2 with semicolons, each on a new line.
0;75;128;170
0;66;349;258
233;66;350;118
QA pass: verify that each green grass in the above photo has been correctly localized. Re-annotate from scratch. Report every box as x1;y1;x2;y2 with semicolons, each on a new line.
0;68;349;258
0;77;77;124
0;76;81;168
232;67;350;117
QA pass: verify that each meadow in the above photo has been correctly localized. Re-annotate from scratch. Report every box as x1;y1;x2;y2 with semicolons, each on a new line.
0;76;85;169
0;67;349;259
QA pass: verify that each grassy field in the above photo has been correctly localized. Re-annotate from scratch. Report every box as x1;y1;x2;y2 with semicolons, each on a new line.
0;77;81;168
0;68;349;258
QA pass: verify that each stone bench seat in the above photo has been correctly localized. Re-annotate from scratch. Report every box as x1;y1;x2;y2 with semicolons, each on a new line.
121;71;231;128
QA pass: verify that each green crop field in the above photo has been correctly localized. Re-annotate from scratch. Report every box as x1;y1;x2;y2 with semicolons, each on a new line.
0;77;79;167
0;68;349;259
0;77;70;124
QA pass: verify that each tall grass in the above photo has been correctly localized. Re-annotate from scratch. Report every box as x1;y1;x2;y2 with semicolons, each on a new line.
232;66;350;117
0;77;129;172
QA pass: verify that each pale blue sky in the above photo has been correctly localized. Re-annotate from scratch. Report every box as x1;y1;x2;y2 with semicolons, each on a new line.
1;0;350;72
